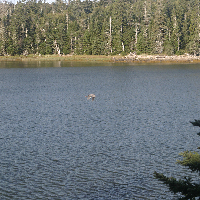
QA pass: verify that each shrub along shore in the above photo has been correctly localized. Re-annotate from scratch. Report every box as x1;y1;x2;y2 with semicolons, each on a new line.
0;54;200;64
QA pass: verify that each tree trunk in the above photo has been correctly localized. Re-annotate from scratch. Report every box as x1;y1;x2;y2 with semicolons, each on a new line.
110;16;112;53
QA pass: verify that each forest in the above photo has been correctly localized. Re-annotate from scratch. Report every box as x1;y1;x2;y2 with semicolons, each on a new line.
0;0;199;56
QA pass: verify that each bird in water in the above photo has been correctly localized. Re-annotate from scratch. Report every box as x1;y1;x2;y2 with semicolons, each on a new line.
85;94;96;101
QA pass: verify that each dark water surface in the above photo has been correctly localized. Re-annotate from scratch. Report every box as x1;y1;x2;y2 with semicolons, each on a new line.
1;61;200;199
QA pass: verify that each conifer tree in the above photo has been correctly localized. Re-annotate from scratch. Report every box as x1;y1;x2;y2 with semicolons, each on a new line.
154;120;200;200
150;0;166;54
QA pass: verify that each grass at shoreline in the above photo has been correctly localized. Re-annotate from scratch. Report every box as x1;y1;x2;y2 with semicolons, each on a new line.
0;54;200;64
0;54;116;62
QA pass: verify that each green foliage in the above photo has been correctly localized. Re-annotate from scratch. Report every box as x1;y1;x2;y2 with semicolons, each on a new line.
154;172;200;200
136;32;152;54
164;42;175;56
186;41;200;56
154;120;200;199
177;151;200;172
0;0;199;56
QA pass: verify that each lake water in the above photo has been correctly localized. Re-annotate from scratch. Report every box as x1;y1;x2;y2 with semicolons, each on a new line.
0;61;200;199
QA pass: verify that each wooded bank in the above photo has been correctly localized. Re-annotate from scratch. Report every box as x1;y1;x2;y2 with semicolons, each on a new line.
0;0;199;57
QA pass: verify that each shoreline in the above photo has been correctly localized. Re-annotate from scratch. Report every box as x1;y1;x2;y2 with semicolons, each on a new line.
0;54;200;64
114;53;200;64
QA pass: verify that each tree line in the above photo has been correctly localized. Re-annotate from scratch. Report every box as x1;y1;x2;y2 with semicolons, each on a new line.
0;0;199;56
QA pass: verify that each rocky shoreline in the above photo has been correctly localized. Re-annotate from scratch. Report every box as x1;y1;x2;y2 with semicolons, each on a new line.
113;53;200;64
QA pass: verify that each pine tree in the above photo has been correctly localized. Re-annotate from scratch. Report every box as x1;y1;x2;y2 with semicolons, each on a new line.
154;120;200;200
150;0;166;54
136;0;152;54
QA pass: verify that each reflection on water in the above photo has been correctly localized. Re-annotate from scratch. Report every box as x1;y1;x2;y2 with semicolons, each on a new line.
0;60;121;68
0;62;200;199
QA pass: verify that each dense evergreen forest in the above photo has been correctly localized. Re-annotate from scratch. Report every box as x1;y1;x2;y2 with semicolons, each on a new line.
0;0;199;56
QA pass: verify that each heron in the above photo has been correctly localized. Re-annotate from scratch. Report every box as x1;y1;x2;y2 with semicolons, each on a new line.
85;94;96;101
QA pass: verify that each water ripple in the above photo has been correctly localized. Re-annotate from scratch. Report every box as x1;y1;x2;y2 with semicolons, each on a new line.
0;64;200;199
